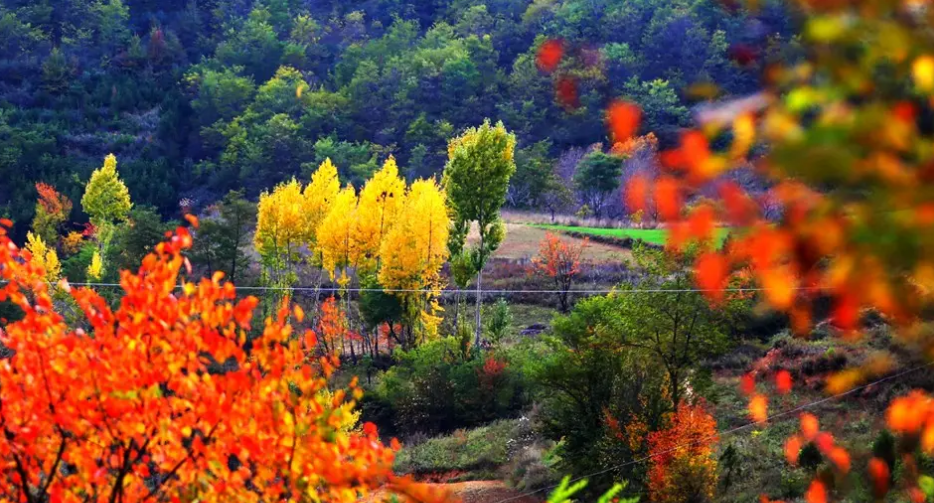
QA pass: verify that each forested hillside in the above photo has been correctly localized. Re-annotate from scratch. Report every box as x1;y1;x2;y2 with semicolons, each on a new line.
0;0;795;237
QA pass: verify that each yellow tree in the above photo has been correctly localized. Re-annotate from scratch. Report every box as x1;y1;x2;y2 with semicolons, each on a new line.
86;250;103;280
355;156;406;271
25;231;61;282
317;185;360;286
379;179;451;345
80;154;132;274
254;178;308;286
304;157;341;254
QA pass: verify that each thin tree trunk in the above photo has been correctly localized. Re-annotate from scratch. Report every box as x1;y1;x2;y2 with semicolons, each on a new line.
474;266;482;348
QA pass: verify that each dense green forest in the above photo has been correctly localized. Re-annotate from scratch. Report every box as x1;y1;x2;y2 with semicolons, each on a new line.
0;0;796;239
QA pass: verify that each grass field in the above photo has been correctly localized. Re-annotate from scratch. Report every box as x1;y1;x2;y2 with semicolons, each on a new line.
533;224;731;246
470;223;631;262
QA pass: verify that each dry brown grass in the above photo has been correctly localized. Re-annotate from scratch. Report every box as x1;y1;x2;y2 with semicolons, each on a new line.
467;222;630;263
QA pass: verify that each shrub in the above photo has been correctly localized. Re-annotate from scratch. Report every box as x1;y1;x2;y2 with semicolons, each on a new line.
370;337;527;436
486;297;513;344
394;419;518;476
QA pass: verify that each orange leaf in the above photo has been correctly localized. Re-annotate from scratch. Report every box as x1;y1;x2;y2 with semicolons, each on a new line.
784;435;802;465
828;446;851;473
800;413;819;441
805;480;827;503
761;267;796;310
682;131;711;167
687;204;716;242
536;39;564;72
923;423;934;453
696;252;728;300
184;214;200;229
655;176;682;221
775;370;793;395
606;100;642;142
625;175;649;213
293;304;305;323
749;394;768;422
886;391;929;433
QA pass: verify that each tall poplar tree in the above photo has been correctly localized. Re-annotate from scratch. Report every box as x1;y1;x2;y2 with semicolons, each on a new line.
442;120;516;346
81;154;132;277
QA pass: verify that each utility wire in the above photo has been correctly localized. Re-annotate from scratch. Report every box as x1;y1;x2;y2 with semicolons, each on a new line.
490;362;933;503
0;280;820;296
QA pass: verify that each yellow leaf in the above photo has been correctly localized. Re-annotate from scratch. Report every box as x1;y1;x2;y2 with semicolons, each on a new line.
914;55;934;93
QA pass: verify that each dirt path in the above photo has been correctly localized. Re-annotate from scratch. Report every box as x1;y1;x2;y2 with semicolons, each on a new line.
363;481;542;503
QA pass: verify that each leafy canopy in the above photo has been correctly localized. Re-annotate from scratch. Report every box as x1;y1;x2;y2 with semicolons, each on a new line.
0;218;444;503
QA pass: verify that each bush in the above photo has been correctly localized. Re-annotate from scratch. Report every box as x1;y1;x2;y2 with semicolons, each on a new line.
486;297;513;344
394;419;519;477
368;337;528;437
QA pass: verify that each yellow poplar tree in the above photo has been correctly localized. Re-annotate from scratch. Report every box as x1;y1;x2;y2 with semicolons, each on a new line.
25;232;61;282
355;156;406;270
303;157;341;251
81;154;132;262
317;185;360;286
81;154;131;230
87;250;103;280
379;179;451;341
254;179;308;285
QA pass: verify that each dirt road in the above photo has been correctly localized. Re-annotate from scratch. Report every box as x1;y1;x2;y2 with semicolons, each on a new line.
363;481;542;503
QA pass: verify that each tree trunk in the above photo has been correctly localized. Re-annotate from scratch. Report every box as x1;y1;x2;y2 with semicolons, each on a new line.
474;268;482;348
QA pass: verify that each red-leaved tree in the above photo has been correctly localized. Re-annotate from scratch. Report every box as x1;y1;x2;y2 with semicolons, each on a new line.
531;232;588;312
646;403;719;503
0;218;444;503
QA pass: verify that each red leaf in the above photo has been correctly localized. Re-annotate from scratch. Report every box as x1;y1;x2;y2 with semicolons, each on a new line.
784;435;802;466
536;39;564;72
805;480;827;503
696;252;728;300
740;373;756;396
868;457;890;498
555;76;579;109
832;292;859;330
687;204;716;241
655;176;681;221
682;131;711;166
815;432;835;453
728;44;759;66
775;370;793;395
718;181;757;225
893;101;917;123
606;100;642;142
625;175;649;213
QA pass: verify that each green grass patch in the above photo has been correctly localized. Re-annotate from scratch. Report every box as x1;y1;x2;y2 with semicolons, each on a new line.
533;224;730;246
394;419;518;477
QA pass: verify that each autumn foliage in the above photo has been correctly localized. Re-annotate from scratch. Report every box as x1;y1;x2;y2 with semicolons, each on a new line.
646;402;719;503
0;219;441;503
531;232;587;312
539;0;934;499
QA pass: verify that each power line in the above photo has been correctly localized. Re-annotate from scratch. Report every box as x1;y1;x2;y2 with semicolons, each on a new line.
490;362;932;503
1;280;820;296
